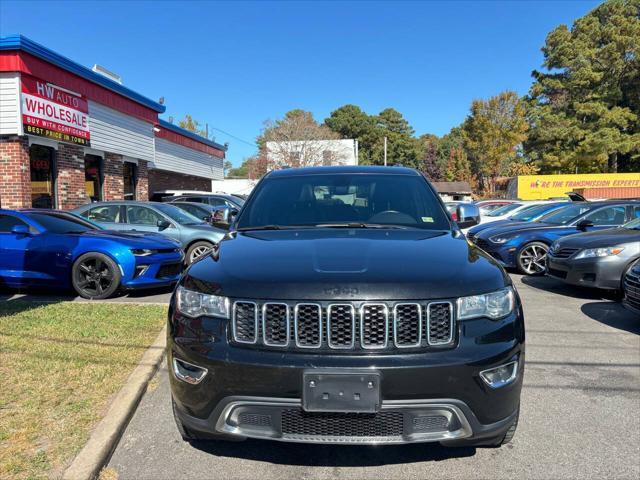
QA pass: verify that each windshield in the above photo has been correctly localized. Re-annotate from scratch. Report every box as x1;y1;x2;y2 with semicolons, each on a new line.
486;203;522;217
510;203;559;222
154;203;204;225
26;212;100;233
624;217;640;229
236;173;451;230
539;204;592;225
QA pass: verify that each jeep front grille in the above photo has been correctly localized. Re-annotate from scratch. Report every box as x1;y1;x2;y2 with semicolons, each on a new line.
231;300;455;352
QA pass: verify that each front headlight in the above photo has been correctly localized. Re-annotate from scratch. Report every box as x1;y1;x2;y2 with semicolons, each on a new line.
176;286;230;318
574;247;625;259
489;234;519;244
457;287;515;320
131;248;155;256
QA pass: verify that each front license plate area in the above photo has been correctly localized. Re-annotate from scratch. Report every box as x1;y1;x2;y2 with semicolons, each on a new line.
302;371;381;413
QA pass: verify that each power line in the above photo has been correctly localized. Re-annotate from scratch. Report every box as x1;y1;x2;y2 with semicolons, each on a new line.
207;125;257;147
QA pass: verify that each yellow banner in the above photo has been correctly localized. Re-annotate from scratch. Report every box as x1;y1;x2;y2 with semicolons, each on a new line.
517;173;640;200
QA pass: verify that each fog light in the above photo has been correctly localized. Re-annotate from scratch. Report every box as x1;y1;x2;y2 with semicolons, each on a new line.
480;361;518;388
172;357;208;385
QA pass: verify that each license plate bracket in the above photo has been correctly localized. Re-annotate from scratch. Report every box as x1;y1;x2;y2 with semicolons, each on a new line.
302;371;381;413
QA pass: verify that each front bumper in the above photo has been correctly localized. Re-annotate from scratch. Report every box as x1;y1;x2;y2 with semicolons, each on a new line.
168;304;525;444
547;255;628;290
121;252;184;289
471;241;517;269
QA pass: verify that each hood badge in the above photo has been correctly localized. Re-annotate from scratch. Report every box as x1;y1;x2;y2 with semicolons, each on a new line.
324;287;359;297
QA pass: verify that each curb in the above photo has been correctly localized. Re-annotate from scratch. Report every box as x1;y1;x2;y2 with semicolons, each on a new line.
62;325;167;480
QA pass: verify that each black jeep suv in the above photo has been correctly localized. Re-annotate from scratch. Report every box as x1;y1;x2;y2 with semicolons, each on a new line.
168;166;525;446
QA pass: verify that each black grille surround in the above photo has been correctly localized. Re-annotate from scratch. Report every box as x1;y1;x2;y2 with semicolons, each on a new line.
155;262;182;279
549;247;580;259
230;300;456;353
281;409;404;438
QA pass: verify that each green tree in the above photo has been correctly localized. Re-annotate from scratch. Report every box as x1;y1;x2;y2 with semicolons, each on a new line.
462;91;529;193
525;0;640;173
370;108;418;167
324;105;379;165
223;160;233;177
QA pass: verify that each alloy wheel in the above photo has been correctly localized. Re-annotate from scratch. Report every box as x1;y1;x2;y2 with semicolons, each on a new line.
519;244;548;275
74;257;114;297
189;245;211;262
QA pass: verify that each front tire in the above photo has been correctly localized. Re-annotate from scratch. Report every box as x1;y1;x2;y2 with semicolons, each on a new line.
72;252;121;299
186;241;214;265
517;241;549;275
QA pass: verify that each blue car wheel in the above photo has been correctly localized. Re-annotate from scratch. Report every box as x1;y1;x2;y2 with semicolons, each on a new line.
516;241;549;276
72;252;122;299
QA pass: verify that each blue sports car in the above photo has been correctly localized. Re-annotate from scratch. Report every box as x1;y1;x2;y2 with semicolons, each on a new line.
466;201;569;240
0;209;184;299
470;201;640;275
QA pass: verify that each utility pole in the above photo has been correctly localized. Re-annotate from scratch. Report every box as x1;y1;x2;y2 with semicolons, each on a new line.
205;123;209;139
383;136;387;166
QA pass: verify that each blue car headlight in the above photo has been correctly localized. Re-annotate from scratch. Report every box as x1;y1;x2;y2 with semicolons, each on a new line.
131;248;155;256
176;286;229;319
457;287;515;320
489;234;519;244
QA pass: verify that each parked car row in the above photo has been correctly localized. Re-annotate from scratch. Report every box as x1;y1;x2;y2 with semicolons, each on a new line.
0;209;184;299
465;199;640;316
0;196;243;299
73;201;227;264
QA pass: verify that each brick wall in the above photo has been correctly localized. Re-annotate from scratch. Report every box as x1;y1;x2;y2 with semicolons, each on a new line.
56;143;88;209
136;159;149;200
148;168;211;194
103;152;124;200
0;137;31;209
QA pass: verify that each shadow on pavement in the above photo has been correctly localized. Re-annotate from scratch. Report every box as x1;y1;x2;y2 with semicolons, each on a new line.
520;275;619;301
189;439;476;466
581;302;640;335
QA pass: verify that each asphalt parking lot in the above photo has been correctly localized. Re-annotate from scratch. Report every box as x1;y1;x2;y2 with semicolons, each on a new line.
105;274;640;480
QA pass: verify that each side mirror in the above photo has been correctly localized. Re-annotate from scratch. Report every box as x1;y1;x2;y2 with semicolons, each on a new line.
576;219;593;231
11;224;31;236
211;206;235;230
157;219;171;230
456;203;481;229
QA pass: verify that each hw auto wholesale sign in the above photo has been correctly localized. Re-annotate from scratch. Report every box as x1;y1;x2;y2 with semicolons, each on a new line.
21;75;91;146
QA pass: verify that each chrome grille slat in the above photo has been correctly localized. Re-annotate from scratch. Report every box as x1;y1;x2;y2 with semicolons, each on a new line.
294;303;323;349
427;302;454;345
262;303;290;346
360;303;389;349
232;301;258;344
393;303;422;348
327;304;356;349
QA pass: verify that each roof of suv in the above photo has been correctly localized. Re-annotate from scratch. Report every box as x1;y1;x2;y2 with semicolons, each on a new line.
266;165;420;177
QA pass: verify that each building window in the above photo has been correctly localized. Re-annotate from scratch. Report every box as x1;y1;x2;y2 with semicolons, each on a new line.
84;155;103;202
123;162;137;200
30;145;55;209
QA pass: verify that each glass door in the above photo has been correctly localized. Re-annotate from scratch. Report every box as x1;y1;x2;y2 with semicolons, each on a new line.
30;145;55;209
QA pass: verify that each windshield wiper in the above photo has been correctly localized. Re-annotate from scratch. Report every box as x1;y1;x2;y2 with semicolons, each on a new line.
315;223;409;229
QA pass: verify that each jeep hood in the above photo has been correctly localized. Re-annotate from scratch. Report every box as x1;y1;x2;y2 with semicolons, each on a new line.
183;229;510;300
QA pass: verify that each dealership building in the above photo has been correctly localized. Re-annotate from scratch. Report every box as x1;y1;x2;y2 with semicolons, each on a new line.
0;35;225;210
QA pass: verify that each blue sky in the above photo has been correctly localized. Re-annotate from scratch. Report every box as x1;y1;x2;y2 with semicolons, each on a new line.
1;0;600;166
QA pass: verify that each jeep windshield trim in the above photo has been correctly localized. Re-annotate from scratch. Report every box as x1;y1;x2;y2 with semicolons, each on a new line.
236;171;451;231
169;166;524;447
